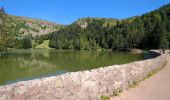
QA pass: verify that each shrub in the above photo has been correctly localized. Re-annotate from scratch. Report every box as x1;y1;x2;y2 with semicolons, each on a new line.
112;89;122;96
100;95;110;100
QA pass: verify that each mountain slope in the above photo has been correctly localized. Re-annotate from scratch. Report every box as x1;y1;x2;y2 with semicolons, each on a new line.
9;15;63;37
75;17;118;28
49;3;170;50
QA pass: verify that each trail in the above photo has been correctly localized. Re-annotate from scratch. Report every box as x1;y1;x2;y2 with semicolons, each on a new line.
111;52;170;100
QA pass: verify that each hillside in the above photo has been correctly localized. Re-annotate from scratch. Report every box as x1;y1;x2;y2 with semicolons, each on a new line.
9;15;63;37
1;3;170;51
75;17;118;28
35;40;50;49
49;3;170;50
0;9;64;51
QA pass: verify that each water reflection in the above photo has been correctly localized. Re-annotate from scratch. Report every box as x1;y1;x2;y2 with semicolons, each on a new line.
0;49;143;85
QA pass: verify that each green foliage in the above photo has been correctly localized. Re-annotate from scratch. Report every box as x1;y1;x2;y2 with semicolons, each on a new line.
129;81;139;88
8;15;62;37
36;40;50;49
49;3;170;50
100;95;110;100
22;37;32;49
1;4;170;51
160;36;169;49
41;25;48;29
111;34;125;50
0;7;11;51
112;89;122;96
38;39;44;44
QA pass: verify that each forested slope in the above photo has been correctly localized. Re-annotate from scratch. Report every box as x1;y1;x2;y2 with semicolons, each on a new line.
0;7;63;51
9;15;63;37
49;3;170;50
1;4;170;51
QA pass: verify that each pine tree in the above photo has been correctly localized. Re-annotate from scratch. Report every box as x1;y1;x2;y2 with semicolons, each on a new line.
0;7;9;52
22;37;32;49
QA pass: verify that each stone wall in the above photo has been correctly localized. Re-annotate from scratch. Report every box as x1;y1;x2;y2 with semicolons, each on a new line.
0;51;167;100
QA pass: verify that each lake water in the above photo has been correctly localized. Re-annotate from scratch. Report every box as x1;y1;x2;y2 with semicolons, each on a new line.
0;49;144;85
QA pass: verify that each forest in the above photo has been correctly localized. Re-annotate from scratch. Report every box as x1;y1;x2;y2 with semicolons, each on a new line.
49;4;170;51
0;7;32;51
0;4;170;52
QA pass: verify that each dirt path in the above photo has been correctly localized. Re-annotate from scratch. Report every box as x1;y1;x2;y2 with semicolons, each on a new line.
111;52;170;100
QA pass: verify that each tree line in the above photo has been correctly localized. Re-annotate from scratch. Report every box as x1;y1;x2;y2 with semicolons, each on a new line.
1;4;170;52
0;7;32;52
49;4;170;51
0;7;9;51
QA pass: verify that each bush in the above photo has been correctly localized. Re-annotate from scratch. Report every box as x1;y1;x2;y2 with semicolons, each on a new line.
112;89;122;96
22;38;32;49
100;95;110;100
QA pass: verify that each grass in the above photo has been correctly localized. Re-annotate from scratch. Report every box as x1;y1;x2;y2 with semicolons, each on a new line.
112;89;122;96
143;61;167;81
100;60;167;99
144;71;157;80
36;40;50;49
100;95;110;100
128;81;139;88
107;58;167;99
128;61;167;89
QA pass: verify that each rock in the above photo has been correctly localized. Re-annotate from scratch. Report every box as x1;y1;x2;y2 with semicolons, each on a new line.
0;51;166;100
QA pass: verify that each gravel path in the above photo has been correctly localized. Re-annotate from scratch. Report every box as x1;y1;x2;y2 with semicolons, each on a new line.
111;52;170;100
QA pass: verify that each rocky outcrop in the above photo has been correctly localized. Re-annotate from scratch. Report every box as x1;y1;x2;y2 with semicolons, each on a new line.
9;15;63;37
0;51;167;100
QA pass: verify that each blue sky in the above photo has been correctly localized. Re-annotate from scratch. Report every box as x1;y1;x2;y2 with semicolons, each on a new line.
0;0;170;24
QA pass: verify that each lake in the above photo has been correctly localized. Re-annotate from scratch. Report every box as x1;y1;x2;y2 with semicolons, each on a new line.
0;49;144;85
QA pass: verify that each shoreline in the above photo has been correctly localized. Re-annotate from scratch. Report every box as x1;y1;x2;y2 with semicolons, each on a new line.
0;50;167;100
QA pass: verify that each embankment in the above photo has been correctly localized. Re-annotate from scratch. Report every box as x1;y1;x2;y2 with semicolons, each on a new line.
0;51;167;100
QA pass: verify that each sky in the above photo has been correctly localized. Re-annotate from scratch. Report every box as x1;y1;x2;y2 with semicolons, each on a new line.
0;0;170;25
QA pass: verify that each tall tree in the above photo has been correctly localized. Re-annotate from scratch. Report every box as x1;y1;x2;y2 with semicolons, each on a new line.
0;7;9;52
48;4;170;51
22;36;32;49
